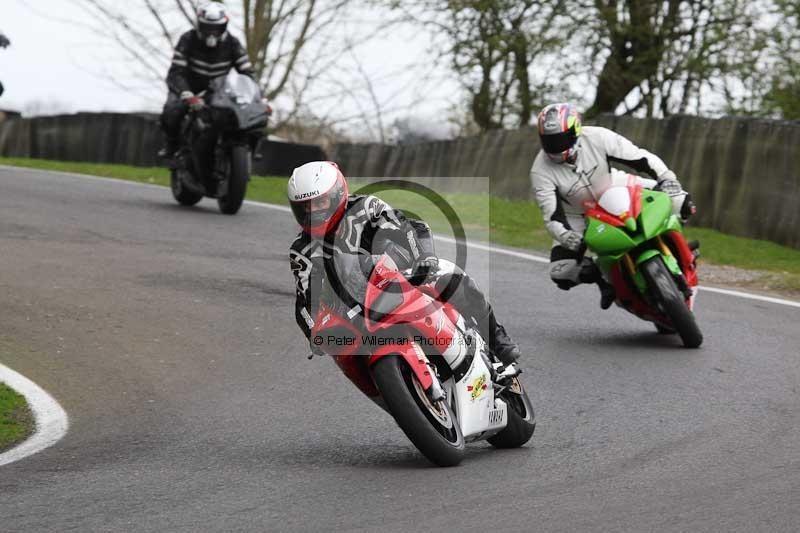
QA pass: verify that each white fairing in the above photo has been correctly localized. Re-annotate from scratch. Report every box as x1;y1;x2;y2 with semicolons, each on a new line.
225;71;261;105
598;186;631;216
448;332;508;439
440;315;468;369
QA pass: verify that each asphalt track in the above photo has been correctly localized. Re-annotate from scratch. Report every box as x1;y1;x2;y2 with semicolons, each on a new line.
1;166;798;532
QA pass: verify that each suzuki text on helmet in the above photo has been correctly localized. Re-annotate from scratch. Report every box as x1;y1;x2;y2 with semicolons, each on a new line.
196;2;229;48
538;103;582;164
288;161;349;238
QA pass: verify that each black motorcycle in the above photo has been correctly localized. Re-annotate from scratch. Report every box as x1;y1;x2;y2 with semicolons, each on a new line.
170;73;270;215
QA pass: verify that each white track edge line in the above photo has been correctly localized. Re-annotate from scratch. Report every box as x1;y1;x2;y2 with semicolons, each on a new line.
242;201;800;309
0;364;69;467
4;165;799;309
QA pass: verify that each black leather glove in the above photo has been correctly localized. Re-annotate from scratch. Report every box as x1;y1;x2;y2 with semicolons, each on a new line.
410;255;438;284
308;340;325;360
680;193;697;222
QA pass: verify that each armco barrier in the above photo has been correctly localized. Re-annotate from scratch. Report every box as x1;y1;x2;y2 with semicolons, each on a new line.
1;112;797;247
331;115;800;249
0;112;326;178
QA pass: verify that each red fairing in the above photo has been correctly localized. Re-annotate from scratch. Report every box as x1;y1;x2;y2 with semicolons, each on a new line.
663;230;698;288
626;176;643;219
369;343;433;389
312;303;380;397
363;259;442;332
313;255;459;401
584;207;625;227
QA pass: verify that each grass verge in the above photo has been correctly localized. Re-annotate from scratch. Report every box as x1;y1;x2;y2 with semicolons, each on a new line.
2;156;799;293
0;382;34;453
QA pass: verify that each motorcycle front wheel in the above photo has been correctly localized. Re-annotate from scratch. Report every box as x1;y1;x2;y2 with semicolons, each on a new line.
217;145;249;215
372;355;464;467
641;256;703;348
487;376;536;449
170;169;203;206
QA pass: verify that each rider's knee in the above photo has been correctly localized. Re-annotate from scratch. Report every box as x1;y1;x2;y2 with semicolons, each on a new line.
550;259;580;290
577;258;602;284
549;245;583;290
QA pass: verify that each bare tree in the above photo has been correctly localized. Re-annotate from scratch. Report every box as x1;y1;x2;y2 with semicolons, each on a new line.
70;1;373;122
577;0;764;118
385;0;567;132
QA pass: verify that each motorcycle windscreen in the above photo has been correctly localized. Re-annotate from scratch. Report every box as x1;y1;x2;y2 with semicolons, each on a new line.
369;281;404;323
224;71;261;104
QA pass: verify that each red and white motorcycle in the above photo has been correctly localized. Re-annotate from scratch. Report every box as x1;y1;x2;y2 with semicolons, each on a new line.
311;252;535;467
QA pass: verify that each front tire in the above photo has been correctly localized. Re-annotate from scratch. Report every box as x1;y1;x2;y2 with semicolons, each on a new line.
641;256;703;348
487;377;536;448
372;355;464;467
217;145;249;215
170;169;202;206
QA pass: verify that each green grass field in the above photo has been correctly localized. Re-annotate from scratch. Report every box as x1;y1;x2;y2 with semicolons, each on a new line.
0;383;33;452
2;156;799;292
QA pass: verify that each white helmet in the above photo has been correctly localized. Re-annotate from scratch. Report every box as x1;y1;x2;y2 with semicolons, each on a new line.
196;2;229;48
287;161;349;238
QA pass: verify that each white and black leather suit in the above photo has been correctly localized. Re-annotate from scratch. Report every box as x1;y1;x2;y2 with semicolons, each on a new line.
289;194;520;364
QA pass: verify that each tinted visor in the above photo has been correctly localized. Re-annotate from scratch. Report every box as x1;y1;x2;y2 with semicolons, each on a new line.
291;201;330;228
540;127;577;155
290;190;342;232
198;21;226;38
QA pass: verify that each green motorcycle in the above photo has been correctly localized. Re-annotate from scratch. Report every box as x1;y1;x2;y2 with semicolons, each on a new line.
583;181;703;348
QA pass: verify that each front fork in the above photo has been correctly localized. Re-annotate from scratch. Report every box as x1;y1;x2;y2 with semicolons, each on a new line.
625;236;692;300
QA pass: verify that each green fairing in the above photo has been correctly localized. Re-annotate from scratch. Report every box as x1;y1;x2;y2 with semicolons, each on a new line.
585;218;637;256
639;191;672;238
585;189;686;294
635;249;662;265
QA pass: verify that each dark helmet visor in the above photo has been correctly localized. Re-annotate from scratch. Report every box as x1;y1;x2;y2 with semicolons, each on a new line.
290;186;344;233
199;21;226;38
540;127;577;155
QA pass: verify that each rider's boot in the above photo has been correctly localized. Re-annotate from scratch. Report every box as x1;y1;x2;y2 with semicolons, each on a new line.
598;278;615;310
158;137;180;160
578;258;615;310
485;308;521;366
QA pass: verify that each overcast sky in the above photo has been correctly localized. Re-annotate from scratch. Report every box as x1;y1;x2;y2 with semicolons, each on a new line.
0;0;458;139
1;1;158;113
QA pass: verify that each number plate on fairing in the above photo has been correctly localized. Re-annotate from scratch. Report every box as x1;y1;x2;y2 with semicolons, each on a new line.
487;408;506;428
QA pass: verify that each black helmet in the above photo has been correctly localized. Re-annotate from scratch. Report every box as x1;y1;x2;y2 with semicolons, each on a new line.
537;103;582;163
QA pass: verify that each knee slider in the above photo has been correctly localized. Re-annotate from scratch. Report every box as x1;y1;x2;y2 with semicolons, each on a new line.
550;258;581;287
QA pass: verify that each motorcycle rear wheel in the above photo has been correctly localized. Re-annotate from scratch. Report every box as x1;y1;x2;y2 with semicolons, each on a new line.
170;169;203;206
641;256;703;348
372;355;464;467
217;145;249;215
487;376;536;449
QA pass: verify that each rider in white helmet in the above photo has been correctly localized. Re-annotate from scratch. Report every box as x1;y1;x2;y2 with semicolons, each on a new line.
530;103;695;309
158;2;256;158
288;161;522;365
